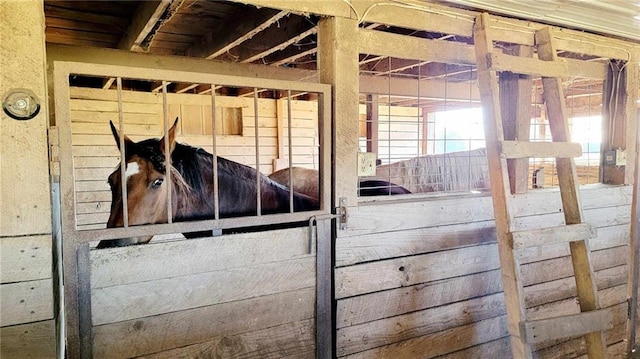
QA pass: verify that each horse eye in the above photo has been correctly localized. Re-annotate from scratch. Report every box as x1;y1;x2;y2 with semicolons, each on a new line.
150;178;164;189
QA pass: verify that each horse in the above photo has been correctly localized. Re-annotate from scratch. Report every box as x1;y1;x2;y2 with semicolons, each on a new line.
98;118;319;248
268;167;411;198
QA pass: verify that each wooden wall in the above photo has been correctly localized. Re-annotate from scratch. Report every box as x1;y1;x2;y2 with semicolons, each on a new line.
0;1;56;358
68;86;319;230
335;185;632;358
89;227;316;358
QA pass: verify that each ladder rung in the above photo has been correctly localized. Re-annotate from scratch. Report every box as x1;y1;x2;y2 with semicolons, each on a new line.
500;141;582;159
520;309;613;344
487;52;568;77
511;223;596;249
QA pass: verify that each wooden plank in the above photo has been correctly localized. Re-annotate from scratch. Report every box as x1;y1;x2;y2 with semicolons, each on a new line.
527;285;626;323
524;265;627;308
138;319;315;359
521;309;612;344
511;223;596;249
0;235;52;283
511;184;632;217
91;256;315;325
342;195;495;238
521;245;628;287
337;269;503;328
436;338;511;359
70;98;161;114
531;302;627;355
93;288;315;358
91;227;310;288
342;315;508;359
337;292;506;356
336;220;495;267
335;243;499;299
0;320;56;359
517;223;629;264
500;140;583;159
0;279;53;326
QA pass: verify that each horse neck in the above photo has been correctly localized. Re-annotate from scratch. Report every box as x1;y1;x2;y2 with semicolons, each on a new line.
170;146;215;221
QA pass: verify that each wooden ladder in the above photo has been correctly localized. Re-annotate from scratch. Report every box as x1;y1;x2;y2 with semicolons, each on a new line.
473;13;613;359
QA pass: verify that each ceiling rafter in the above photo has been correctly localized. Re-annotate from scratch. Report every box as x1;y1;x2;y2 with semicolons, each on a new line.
240;25;317;64
118;0;181;52
187;8;289;59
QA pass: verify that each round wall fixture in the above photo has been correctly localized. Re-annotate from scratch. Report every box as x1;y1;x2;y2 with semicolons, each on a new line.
2;89;41;121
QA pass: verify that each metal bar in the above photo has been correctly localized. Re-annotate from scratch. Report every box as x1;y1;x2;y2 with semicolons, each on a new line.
287;90;294;212
254;88;261;215
211;85;220;220
315;218;333;359
162;80;173;224
116;77;128;228
77;243;93;359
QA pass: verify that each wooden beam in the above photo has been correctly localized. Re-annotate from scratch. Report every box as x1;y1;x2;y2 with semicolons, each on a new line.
270;47;317;67
520;309;613;344
500;45;533;194
118;0;173;52
318;16;359;206
500;141;583;159
187;8;288;59
232;0;640;60
237;17;317;63
47;44;317;82
359;28;606;79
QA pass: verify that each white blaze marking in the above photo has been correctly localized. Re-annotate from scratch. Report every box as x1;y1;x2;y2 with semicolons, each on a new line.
125;162;140;179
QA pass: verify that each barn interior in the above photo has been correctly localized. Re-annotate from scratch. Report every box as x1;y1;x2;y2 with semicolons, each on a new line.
1;1;640;358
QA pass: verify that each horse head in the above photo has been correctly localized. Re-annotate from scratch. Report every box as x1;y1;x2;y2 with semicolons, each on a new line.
100;119;181;248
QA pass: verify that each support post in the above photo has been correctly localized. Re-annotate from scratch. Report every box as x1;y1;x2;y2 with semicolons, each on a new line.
317;16;359;205
500;44;533;194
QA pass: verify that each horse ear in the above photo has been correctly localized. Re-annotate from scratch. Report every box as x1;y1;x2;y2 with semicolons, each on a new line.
109;121;134;150
161;117;179;155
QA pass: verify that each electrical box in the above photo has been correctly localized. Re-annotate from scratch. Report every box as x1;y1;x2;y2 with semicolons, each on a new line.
357;152;377;176
604;149;627;166
615;149;627;166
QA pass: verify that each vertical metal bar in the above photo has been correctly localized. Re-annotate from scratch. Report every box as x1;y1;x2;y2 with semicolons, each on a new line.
77;243;93;359
162;81;173;223
211;85;220;220
287;90;294;212
116;77;128;227
315;219;333;359
254;89;261;215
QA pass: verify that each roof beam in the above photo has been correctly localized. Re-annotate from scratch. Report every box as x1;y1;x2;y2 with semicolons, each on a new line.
187;8;288;59
240;24;317;64
118;0;174;52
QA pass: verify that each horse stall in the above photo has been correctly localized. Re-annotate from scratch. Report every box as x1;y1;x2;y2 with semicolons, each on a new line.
2;1;640;359
50;61;332;358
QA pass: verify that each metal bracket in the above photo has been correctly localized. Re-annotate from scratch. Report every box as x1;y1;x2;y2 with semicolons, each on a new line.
337;197;348;230
306;197;349;254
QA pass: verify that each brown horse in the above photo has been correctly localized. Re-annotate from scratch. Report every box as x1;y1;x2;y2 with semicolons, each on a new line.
269;167;411;198
99;119;319;248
